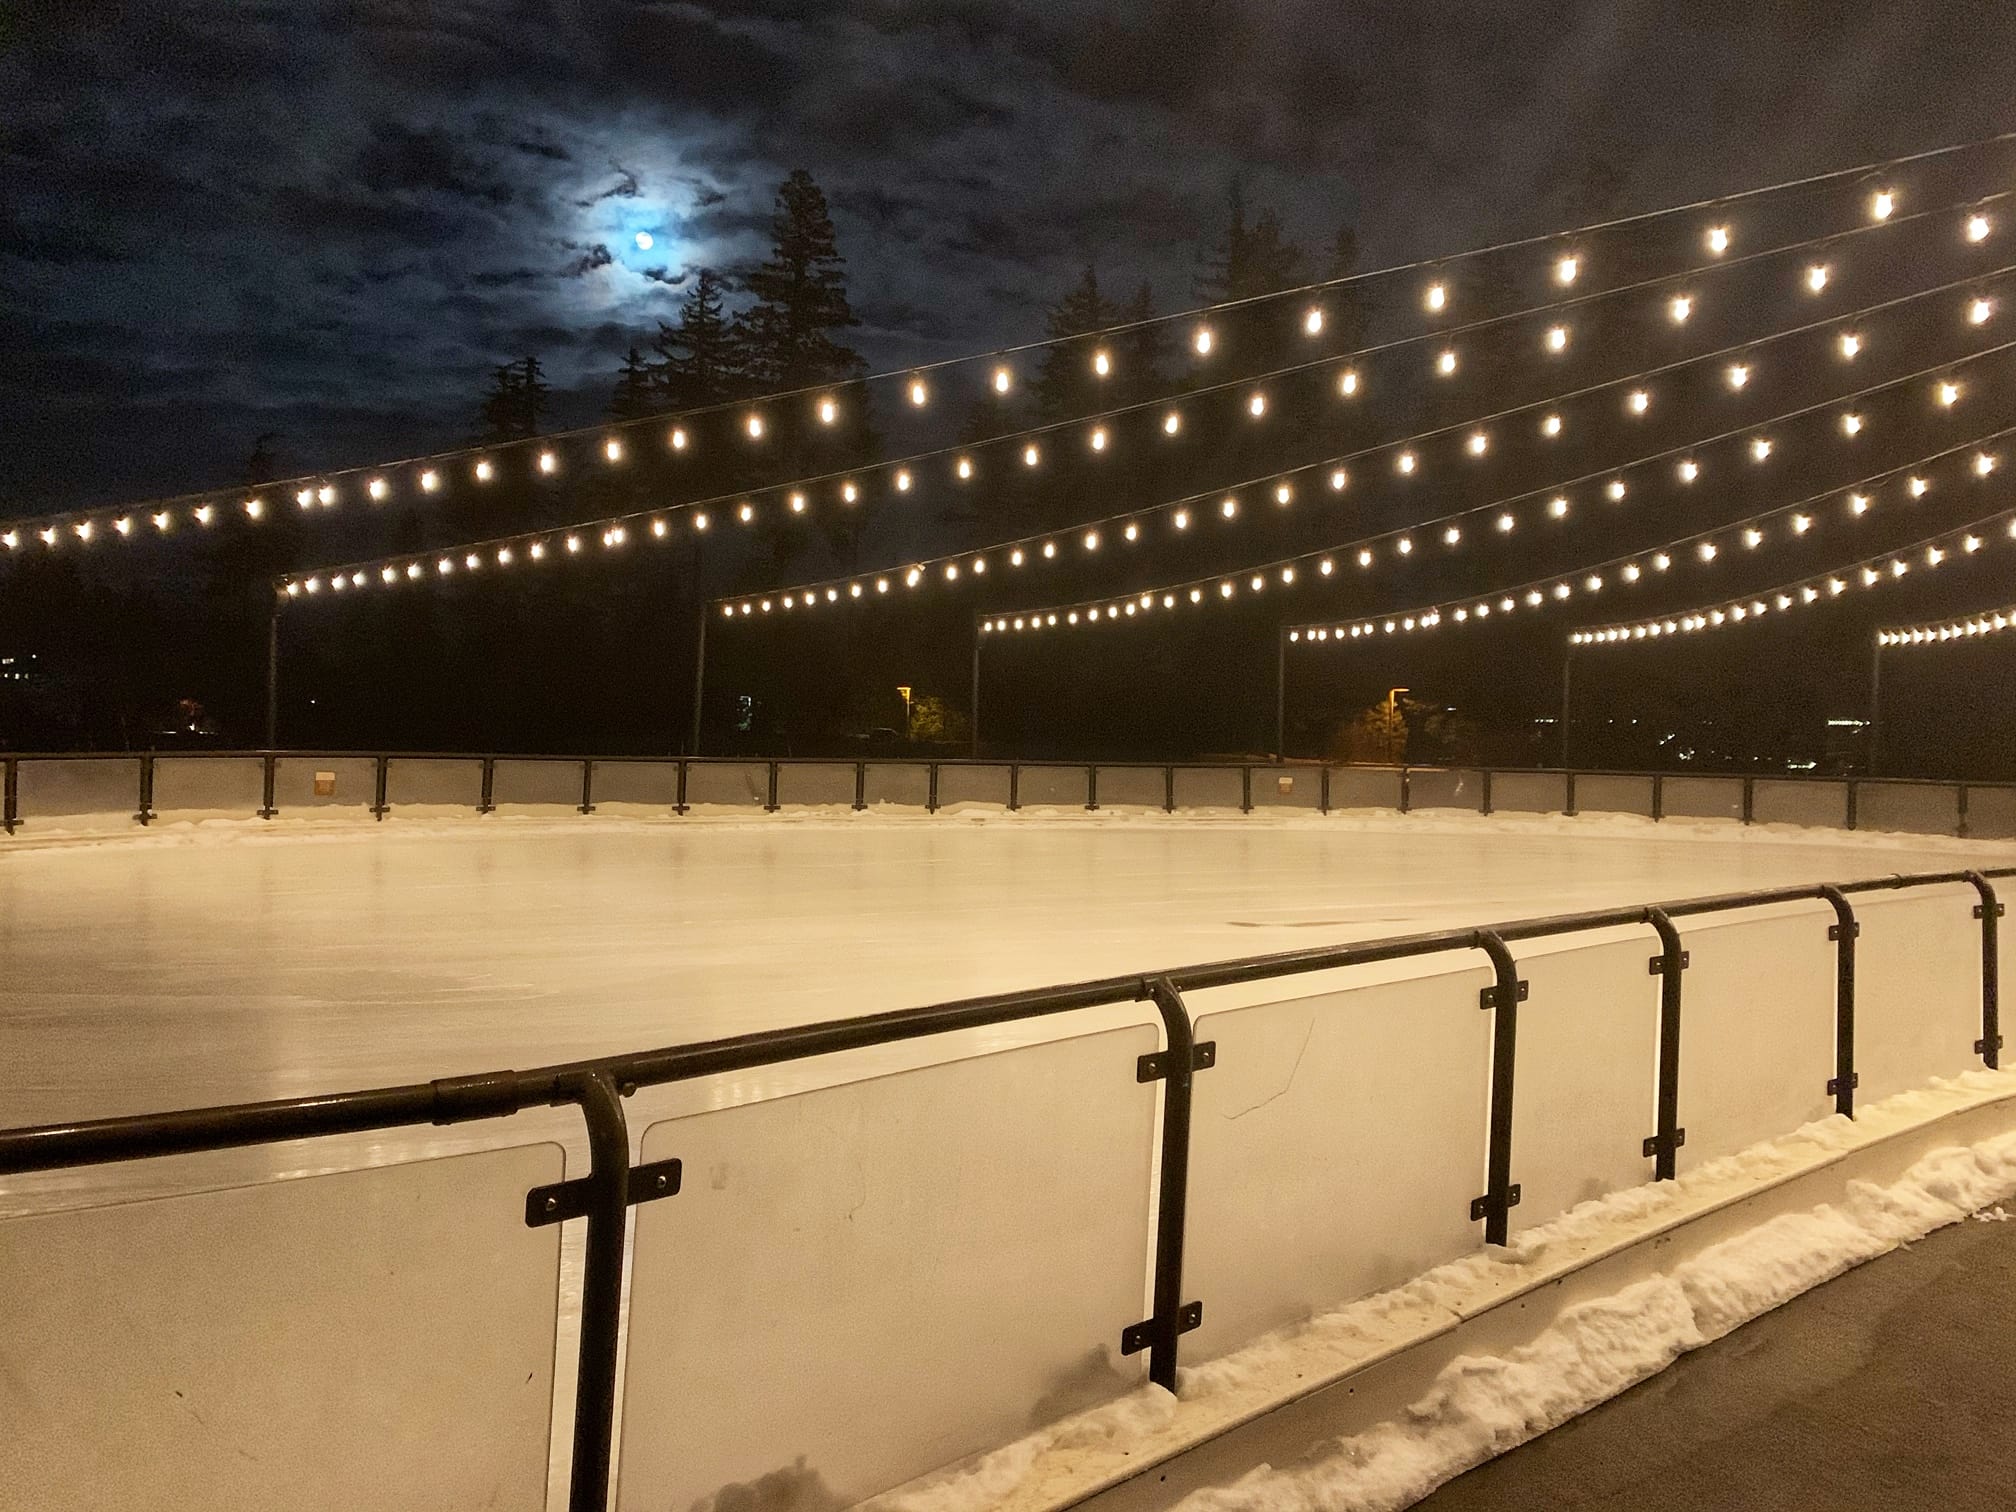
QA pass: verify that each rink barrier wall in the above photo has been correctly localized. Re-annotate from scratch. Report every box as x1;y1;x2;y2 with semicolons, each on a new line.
3;751;2013;838
2;863;2012;1512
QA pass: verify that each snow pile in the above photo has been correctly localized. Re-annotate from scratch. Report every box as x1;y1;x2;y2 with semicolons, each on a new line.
1169;1127;2016;1512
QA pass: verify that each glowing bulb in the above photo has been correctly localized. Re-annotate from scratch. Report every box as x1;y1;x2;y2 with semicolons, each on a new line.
1089;426;1108;451
738;502;755;522
1792;513;1812;534
242;499;263;519
1248;391;1267;417
1220;496;1238;519
1653;553;1671;570
1172;509;1189;530
1806;263;1829;293
1435;349;1457;376
1555;254;1579;285
1849;492;1871;515
1467;431;1488;456
1726;363;1749;389
992;366;1012;394
151;511;171;531
1668;294;1692;323
693;512;709;530
1751;437;1773;461
296;488;313;507
1606;479;1627;502
1338;368;1359;396
1627;389;1649;415
1023;444;1040;467
1357;549;1374;566
1123;522;1138;541
1009;548;1024;565
1699;542;1719;561
1042;540;1057;558
1193;325;1214;355
1328;468;1348;491
316;485;335;506
1396;451;1416;475
1838;332;1861;360
1938;381;1961;407
408;560;426;576
1968;213;1992;243
565;535;581;554
1442;526;1461;546
1842;412;1863;436
1871;189;1895;221
841;482;859;504
1545;325;1568;353
1541;413;1562;437
907;377;928;406
1497;512;1515;532
944;563;959;580
956;456;974;480
1083;530;1100;551
818;397;838;425
1424;282;1447;312
382;566;397;583
1396;537;1413;555
1274;482;1293;505
894;469;913;492
1092;348;1111;377
1549;496;1569;518
1969;297;1994;325
1976;451;1998;476
788;492;807;513
1678;459;1700;483
1303;306;1324;335
538;451;557;474
1707;224;1730;255
1163;410;1181;435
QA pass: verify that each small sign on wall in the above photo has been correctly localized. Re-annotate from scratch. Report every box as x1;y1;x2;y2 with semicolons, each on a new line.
1277;775;1295;795
313;771;337;796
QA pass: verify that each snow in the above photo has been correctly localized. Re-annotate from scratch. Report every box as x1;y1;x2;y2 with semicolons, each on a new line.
874;1072;2016;1512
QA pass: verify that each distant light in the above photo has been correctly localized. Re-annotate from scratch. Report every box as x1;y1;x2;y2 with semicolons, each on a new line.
368;477;389;501
992;366;1012;393
670;427;689;451
1842;412;1863;436
1541;413;1562;437
1967;213;1992;243
1424;282;1447;312
1163;410;1182;435
1193;325;1214;355
1555;254;1579;285
604;438;623;463
1338;368;1360;396
419;469;439;493
1727;363;1750;389
1023;444;1040;467
746;413;765;440
1435;348;1457;376
1668;294;1692;323
1303;306;1324;335
1838;332;1861;359
1248;391;1267;417
1707;224;1730;255
1467;431;1488;456
1627;389;1650;415
1678;459;1699;482
538;450;557;474
1938;380;1962;407
907;377;928;406
818;397;839;425
1396;451;1417;475
1545;325;1568;353
1969;296;1994;325
1806;263;1829;293
1871;189;1895;221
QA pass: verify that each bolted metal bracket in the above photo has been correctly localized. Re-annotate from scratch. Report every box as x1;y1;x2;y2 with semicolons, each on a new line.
1648;951;1691;975
1828;922;1861;942
1975;903;2007;920
1121;1300;1202;1357
1642;1128;1688;1159
1469;1183;1521;1222
525;1156;682;1228
1137;1041;1216;1082
1479;980;1530;1011
1826;1073;1861;1097
1977;1034;2006;1055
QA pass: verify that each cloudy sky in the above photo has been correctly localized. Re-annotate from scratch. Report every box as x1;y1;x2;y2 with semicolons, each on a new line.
5;0;2015;509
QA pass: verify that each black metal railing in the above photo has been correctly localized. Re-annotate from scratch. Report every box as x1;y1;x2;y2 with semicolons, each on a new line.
2;749;2010;837
1;863;2010;1509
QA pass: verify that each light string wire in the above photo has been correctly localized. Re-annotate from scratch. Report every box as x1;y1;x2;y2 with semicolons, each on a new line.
1239;424;2016;644
1875;600;2016;646
719;283;2016;619
65;184;2005;574
1561;502;2016;646
17;133;2016;534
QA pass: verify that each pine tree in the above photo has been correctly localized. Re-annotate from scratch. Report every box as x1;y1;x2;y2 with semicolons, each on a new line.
1116;281;1166;406
1324;224;1372;349
607;346;656;421
652;268;742;407
478;363;523;443
1034;266;1114;421
737;171;865;390
516;356;549;434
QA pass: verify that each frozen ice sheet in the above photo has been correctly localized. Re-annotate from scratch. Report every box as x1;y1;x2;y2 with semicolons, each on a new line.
0;809;2006;1136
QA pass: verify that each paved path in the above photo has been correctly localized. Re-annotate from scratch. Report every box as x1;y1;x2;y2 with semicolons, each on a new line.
1414;1209;2016;1510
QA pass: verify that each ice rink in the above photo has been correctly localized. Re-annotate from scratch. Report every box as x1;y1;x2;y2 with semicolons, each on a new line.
5;808;2010;1134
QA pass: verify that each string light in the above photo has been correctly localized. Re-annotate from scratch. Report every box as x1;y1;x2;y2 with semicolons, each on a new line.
1839;331;1862;358
1939;380;1963;407
1968;213;1994;243
1163;410;1182;435
907;377;928;407
1627;389;1651;415
1970;296;1995;324
1338;368;1360;396
1707;225;1731;255
818;397;839;425
1425;282;1447;312
1872;189;1896;221
1303;307;1325;335
1193;325;1214;355
1807;263;1831;292
1541;413;1563;437
1669;294;1693;323
1545;325;1569;353
1727;363;1751;389
1436;349;1458;376
537;451;557;474
1842;412;1864;436
1247;392;1267;417
1555;254;1580;286
1092;349;1112;377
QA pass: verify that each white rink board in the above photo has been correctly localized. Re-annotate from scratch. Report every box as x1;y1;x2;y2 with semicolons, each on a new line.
1508;931;1660;1233
1185;959;1493;1361
0;1144;564;1512
1673;902;1838;1172
616;1026;1158;1512
1853;885;1984;1102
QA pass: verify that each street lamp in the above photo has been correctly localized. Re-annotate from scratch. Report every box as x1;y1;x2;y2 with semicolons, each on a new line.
897;684;914;739
1386;686;1409;765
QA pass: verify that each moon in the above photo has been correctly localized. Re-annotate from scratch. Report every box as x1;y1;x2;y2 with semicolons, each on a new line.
634;230;654;252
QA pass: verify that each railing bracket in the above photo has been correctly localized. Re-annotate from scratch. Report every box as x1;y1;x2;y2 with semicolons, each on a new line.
1826;1073;1860;1097
1977;1035;2005;1055
1470;1183;1521;1222
1828;922;1860;942
1642;1129;1687;1158
1648;951;1690;975
1479;980;1529;1010
1976;903;2007;920
526;1156;682;1228
1138;1042;1216;1082
1120;1300;1202;1357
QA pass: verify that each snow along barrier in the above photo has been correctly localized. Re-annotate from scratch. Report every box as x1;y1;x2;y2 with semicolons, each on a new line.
1;864;2014;1512
4;751;2014;838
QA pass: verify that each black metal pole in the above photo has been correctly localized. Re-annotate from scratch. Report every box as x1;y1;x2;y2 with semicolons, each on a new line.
689;597;709;759
1274;627;1287;762
564;1070;630;1512
1559;643;1575;768
1474;931;1524;1246
1820;886;1859;1117
1645;908;1687;1181
1966;872;2003;1069
1144;977;1198;1391
970;629;982;759
1867;639;1883;776
265;603;281;750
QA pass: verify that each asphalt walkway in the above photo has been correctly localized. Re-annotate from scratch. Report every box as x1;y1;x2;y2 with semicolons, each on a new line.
1414;1208;2016;1511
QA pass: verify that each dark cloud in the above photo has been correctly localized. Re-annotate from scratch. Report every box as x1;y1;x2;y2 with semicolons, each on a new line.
4;0;2016;510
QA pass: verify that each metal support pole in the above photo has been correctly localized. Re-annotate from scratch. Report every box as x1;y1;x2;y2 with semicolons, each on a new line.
3;756;18;835
1274;627;1287;762
136;754;155;826
563;1070;630;1512
1867;640;1883;777
1821;886;1860;1117
1966;872;2004;1069
1559;643;1575;769
1474;931;1525;1245
1140;977;1200;1391
689;598;709;758
264;603;281;751
1645;908;1688;1180
970;631;982;759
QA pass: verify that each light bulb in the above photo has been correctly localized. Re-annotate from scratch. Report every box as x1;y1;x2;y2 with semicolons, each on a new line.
894;469;912;492
788;492;807;513
745;413;765;439
1163;410;1181;435
1792;513;1812;533
1274;481;1293;505
1842;412;1863;436
907;377;928;406
1092;348;1111;377
1424;282;1447;312
1806;263;1829;293
1220;496;1238;519
538;451;557;473
1751;437;1773;461
367;477;389;500
1023;444;1040;467
1668;294;1692;323
1338;368;1359;396
738;502;754;522
818;397;838;425
1555;254;1579;285
1839;332;1861;359
1976;451;1998;476
1678;459;1700;483
1541;413;1563;437
1467;431;1488;456
1303;306;1324;335
1727;363;1749;389
992;365;1012;394
1497;512;1515;532
1193;325;1214;355
1549;496;1569;518
1967;213;1992;243
1436;349;1457;376
1545;325;1568;353
419;470;439;493
1969;297;1994;325
1606;479;1627;501
1396;536;1413;555
1627;389;1649;414
1089;426;1108;451
1699;542;1719;561
1938;381;1961;407
1248;391;1267;417
1172;509;1189;530
1849;493;1871;515
1442;526;1461;545
1083;529;1100;551
670;427;689;451
243;499;263;519
1329;468;1348;491
841;482;858;503
956;456;974;480
1396;451;1417;474
1871;189;1895;221
1707;224;1730;255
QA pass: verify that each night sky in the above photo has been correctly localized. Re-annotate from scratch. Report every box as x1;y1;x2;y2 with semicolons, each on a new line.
9;1;2016;513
